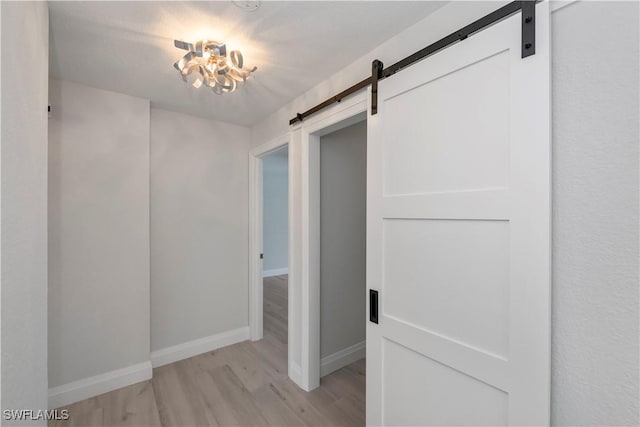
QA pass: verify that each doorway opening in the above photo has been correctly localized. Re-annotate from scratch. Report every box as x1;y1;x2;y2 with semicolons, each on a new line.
262;147;289;359
248;134;293;378
318;121;367;381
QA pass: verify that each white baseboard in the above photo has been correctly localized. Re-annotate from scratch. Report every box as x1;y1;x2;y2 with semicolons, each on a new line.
49;327;250;409
320;340;366;377
263;267;288;278
289;362;302;385
150;326;250;368
49;361;152;409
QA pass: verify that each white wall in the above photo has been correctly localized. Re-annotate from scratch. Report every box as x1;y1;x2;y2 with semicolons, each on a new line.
319;121;366;359
263;148;288;275
150;108;250;354
48;80;150;392
1;1;49;423
551;2;639;425
47;86;252;403
251;2;639;424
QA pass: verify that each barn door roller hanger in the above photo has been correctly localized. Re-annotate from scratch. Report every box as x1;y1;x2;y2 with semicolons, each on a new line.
291;0;538;124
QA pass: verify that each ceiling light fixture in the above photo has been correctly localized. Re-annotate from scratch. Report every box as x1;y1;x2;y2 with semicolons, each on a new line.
173;39;257;95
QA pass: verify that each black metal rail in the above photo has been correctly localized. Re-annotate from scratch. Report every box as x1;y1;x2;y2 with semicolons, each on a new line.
290;0;537;126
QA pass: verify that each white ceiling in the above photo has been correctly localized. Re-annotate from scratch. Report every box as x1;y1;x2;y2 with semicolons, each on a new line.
48;1;445;126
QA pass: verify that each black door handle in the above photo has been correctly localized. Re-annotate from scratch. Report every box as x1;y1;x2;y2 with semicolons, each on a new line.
369;289;379;324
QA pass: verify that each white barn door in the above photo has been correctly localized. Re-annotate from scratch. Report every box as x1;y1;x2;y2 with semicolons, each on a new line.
366;3;550;426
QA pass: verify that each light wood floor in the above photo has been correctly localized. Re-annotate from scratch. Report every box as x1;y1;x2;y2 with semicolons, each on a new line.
51;275;365;426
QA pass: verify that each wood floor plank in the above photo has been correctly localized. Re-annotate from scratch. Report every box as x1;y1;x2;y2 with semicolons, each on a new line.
101;380;161;427
302;387;358;427
207;365;270;426
265;380;334;426
190;363;244;426
152;361;218;426
51;274;365;426
332;394;366;426
250;383;308;427
65;407;103;427
52;396;103;427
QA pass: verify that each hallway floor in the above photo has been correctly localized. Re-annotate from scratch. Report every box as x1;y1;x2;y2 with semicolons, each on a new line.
51;275;365;426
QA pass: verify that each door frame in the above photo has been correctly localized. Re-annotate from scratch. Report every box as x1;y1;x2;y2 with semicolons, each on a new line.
295;91;368;390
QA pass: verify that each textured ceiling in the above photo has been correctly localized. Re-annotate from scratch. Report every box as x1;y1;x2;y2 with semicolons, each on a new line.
48;1;445;126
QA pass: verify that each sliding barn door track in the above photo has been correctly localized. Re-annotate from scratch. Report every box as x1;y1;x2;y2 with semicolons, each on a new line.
290;0;537;125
